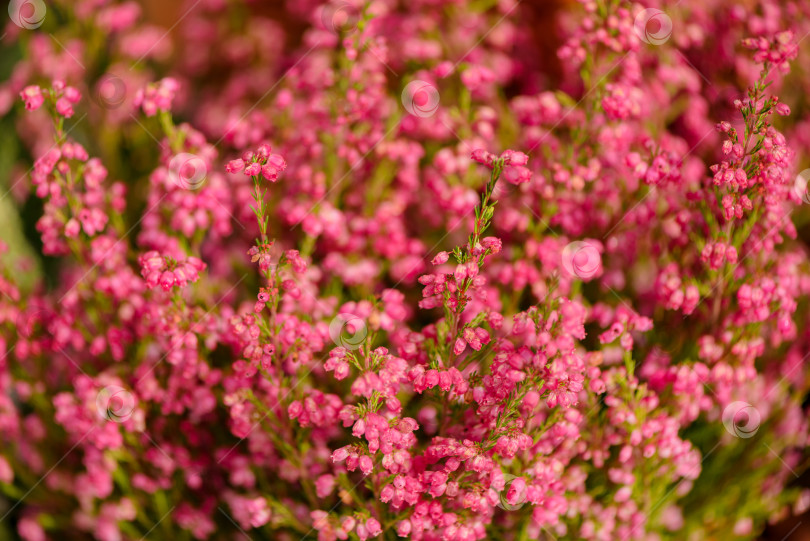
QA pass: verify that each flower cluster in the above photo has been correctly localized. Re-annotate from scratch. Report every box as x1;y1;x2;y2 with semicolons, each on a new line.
133;77;179;117
138;251;206;291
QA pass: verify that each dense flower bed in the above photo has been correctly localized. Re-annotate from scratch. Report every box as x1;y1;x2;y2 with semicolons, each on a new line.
1;0;810;539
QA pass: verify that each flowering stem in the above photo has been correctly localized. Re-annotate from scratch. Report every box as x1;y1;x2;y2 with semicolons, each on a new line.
447;160;504;364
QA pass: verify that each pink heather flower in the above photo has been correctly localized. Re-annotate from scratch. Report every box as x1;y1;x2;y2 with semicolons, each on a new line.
461;65;494;91
282;281;300;297
134;78;179;116
365;518;382;538
432;251;449;265
267;154;287;170
501;149;529;166
481;236;502;254
397;521;412;536
471;148;495;166
332;446;350;463
340;516;356;533
154;78;179;107
0;457;12;484
434;61;454;78
243;497;270;528
733;518;754;536
315;474;335;498
474;327;490;345
506;477;527;506
159;270;176;291
64;218;80;238
17;516;45;541
55;97;74;118
225;159;245;173
285;250;307;273
288;401;303;420
333;361;350;380
256;143;272;159
20;86;44;111
600;322;624;344
358;455;373;475
63;86;81;104
261;164;279;181
463;327;482;350
615;486;633;503
502;165;532;185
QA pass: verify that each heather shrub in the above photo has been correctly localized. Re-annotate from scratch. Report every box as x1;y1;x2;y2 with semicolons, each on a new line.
1;0;810;540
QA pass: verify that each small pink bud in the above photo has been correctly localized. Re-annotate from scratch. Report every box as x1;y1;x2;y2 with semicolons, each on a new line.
225;159;245;173
64;87;82;104
256;144;272;159
358;455;373;475
65;218;80;238
432;251;449;265
331;446;350;462
159;270;175;291
365;518;382;537
315;474;335;498
55;98;74;118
